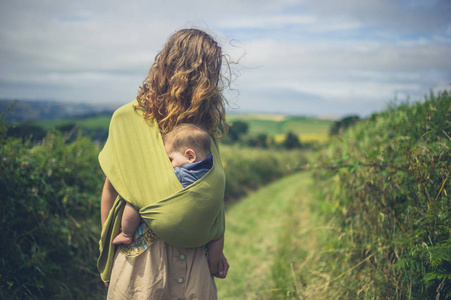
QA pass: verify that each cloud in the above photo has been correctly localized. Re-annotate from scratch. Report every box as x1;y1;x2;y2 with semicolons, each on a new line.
0;0;450;116
308;0;451;35
216;15;317;29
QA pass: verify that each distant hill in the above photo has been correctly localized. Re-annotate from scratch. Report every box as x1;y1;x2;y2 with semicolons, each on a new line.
0;99;116;122
2;100;335;143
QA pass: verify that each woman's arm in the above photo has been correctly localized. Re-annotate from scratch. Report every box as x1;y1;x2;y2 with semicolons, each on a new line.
101;177;118;228
207;236;229;278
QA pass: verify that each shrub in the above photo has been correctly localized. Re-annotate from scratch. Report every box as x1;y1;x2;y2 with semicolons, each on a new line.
220;144;308;203
312;90;451;299
224;120;249;143
0;125;106;299
282;131;302;149
6;123;47;141
329;115;360;136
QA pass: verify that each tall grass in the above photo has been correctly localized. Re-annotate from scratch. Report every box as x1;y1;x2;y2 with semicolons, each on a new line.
311;90;451;299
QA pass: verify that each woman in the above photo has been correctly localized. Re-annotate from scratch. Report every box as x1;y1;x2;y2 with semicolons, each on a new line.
98;29;230;299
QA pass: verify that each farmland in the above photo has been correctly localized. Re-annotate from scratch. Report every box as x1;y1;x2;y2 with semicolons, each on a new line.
24;112;334;143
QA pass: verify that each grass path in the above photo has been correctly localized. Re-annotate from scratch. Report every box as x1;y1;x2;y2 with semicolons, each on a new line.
216;172;328;299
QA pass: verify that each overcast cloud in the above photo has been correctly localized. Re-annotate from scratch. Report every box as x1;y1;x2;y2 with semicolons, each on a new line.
0;0;450;116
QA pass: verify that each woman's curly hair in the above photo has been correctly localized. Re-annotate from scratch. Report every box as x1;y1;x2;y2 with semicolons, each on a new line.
135;29;230;138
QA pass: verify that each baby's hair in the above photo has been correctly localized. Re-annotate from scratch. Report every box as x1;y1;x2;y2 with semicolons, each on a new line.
163;123;211;158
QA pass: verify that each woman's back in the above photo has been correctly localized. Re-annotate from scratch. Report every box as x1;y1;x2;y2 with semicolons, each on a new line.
99;28;230;299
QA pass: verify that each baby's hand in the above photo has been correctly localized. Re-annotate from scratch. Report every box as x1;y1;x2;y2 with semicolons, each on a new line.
112;232;134;245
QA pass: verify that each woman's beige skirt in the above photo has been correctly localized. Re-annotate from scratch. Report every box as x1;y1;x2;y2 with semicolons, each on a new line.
107;238;217;299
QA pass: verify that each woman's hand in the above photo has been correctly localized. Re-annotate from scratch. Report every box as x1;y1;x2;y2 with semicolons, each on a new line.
206;237;229;278
213;253;229;279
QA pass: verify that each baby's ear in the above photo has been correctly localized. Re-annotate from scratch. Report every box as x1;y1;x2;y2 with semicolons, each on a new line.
185;149;196;163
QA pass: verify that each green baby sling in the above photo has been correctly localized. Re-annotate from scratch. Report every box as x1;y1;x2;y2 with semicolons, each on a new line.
97;101;226;283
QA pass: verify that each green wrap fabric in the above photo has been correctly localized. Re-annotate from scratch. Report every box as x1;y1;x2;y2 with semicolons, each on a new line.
97;100;226;283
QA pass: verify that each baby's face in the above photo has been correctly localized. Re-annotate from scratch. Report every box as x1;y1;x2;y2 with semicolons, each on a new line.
165;143;190;168
167;150;190;168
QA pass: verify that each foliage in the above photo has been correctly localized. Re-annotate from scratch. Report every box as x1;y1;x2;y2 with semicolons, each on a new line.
244;133;271;148
329;114;360;136
225;120;249;143
224;124;305;149
312;90;451;299
9;120;109;143
0;117;106;298
219;144;309;203
6;123;47;142
282;131;302;149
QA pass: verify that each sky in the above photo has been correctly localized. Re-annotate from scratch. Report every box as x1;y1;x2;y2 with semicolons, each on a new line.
0;0;450;117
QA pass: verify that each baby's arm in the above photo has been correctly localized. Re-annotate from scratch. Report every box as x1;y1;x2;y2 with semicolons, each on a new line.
207;236;229;278
113;203;141;245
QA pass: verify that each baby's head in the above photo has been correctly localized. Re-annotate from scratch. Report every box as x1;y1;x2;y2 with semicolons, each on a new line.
163;124;211;168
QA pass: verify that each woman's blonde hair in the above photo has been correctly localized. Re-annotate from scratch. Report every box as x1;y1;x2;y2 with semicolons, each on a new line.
135;28;229;138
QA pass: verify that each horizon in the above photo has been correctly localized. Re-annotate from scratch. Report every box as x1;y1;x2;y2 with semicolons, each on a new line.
0;85;440;119
0;97;390;120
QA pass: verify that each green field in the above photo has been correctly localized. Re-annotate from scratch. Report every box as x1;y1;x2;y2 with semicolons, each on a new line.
227;114;333;142
30;113;334;143
26;114;334;143
31;116;111;131
227;114;333;135
33;114;333;133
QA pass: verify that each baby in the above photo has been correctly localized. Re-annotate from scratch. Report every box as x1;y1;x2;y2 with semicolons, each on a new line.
112;124;224;273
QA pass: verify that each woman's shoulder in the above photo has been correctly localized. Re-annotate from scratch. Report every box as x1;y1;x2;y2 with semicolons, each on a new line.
109;100;159;133
111;100;140;121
